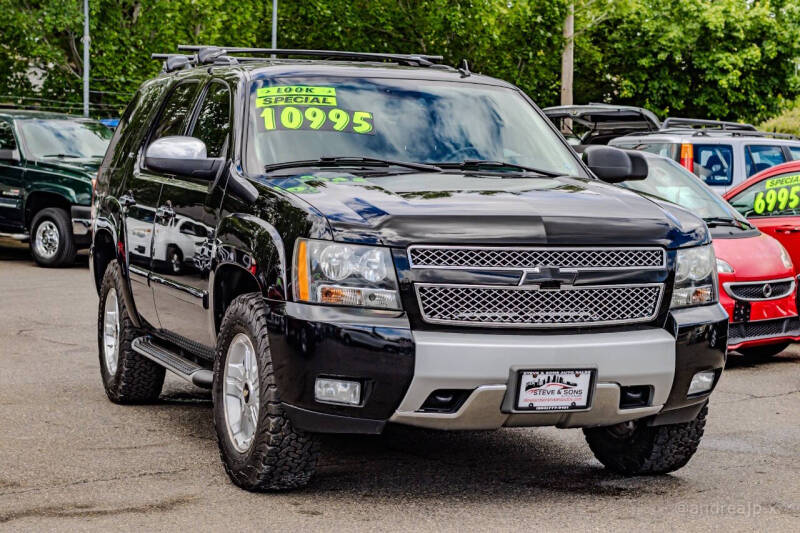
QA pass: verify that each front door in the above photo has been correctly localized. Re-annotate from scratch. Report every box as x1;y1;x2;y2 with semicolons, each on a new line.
0;120;25;232
149;79;230;348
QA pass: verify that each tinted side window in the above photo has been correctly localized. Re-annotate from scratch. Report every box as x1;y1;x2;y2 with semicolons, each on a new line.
745;145;786;177
729;171;800;217
789;146;800;161
191;83;231;158
151;82;200;141
0;121;17;150
693;144;733;186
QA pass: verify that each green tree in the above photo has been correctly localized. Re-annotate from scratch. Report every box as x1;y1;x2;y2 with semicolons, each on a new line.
576;0;800;123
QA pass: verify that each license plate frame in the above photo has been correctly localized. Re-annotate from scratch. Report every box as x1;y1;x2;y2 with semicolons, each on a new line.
515;369;596;412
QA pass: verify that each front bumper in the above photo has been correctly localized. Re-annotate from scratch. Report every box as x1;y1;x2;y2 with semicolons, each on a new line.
273;302;728;433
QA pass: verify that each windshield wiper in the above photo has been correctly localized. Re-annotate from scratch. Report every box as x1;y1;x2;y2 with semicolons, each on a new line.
431;159;563;177
264;156;442;173
41;153;82;159
704;216;750;229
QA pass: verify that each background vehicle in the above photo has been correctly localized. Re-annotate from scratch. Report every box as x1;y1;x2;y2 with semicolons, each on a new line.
543;104;660;145
91;46;727;492
0;109;112;266
726;160;800;274
611;118;800;195
618;151;799;358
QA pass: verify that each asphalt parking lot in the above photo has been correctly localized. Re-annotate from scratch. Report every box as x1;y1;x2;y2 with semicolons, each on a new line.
1;239;799;532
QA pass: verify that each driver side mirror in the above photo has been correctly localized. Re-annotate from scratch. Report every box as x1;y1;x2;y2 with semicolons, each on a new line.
145;136;223;180
582;146;648;183
0;148;20;163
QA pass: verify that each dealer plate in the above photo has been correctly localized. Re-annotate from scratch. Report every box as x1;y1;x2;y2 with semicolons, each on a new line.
516;369;595;411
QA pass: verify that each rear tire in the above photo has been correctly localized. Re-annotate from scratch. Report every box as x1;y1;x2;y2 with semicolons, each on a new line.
739;342;789;360
584;404;708;475
30;207;76;267
98;260;165;403
213;293;319;491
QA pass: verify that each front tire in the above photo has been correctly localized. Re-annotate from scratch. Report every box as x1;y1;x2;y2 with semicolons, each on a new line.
213;293;319;491
30;207;76;267
98;260;165;403
583;404;708;475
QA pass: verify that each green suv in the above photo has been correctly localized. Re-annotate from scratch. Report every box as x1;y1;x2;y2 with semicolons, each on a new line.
0;110;112;266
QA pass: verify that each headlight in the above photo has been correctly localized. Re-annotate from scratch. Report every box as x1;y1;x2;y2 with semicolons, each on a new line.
778;243;793;270
716;258;734;274
672;244;717;308
293;238;401;310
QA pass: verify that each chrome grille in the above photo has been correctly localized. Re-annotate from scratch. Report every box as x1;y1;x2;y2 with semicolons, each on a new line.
408;246;664;270
724;278;795;301
416;284;663;327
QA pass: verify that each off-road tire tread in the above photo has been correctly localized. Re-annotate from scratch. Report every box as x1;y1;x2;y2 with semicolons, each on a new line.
30;207;76;267
98;260;165;403
583;405;708;475
213;293;319;491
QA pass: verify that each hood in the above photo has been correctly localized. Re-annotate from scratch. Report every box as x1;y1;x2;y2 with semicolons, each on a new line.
713;232;793;281
30;159;100;180
264;171;708;248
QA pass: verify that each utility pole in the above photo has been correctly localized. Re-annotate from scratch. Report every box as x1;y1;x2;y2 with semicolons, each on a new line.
560;1;574;107
271;0;278;58
82;0;90;117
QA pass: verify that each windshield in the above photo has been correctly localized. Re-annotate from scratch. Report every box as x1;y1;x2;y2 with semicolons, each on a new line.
620;156;744;221
246;77;583;176
17;119;112;161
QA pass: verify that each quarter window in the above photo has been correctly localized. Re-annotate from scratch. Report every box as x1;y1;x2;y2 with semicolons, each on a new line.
745;145;786;177
191;83;231;158
0;122;17;151
728;171;800;217
787;146;800;161
151;82;200;141
693;144;733;186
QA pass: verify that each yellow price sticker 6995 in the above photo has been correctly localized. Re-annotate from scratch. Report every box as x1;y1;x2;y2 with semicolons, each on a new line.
753;185;800;214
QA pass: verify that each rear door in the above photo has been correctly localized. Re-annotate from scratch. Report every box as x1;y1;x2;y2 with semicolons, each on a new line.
728;169;800;270
150;79;231;349
0;120;25;231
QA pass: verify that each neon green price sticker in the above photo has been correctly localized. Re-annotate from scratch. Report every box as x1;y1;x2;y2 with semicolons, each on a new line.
765;174;800;189
256;86;337;108
259;106;374;135
753;185;800;214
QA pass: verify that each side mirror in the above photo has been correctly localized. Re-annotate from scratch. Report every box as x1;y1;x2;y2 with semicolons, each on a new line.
0;148;20;163
144;136;222;180
582;146;648;183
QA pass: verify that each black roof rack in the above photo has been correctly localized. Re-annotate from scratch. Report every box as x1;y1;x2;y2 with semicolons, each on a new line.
661;117;757;131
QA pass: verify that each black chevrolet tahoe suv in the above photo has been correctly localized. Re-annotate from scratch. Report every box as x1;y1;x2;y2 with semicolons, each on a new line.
90;46;728;491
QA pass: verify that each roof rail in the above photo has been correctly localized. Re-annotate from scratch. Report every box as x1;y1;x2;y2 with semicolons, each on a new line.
176;45;444;67
661;117;757;131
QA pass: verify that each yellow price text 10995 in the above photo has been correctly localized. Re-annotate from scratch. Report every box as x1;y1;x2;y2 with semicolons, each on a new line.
260;106;374;134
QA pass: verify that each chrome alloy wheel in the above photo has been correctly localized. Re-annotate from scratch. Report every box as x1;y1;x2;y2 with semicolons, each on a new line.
103;288;120;375
34;220;60;259
223;333;260;453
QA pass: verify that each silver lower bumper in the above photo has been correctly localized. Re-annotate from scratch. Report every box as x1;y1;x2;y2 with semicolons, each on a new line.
389;328;675;430
72;218;91;236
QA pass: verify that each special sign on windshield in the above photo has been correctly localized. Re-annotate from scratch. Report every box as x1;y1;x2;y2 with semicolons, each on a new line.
255;86;374;135
752;174;800;215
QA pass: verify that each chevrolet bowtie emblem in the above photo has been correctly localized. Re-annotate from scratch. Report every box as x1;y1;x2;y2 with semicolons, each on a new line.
520;267;578;288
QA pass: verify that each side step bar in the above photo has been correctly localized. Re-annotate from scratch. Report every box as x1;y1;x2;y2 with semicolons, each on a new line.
131;337;213;389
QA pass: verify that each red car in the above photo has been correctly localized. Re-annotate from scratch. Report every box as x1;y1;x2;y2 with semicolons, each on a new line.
621;152;799;358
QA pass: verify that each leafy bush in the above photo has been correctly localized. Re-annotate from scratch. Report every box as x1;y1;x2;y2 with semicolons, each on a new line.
759;102;800;136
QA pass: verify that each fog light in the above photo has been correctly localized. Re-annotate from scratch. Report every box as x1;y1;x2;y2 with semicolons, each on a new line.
314;378;361;406
688;370;715;395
